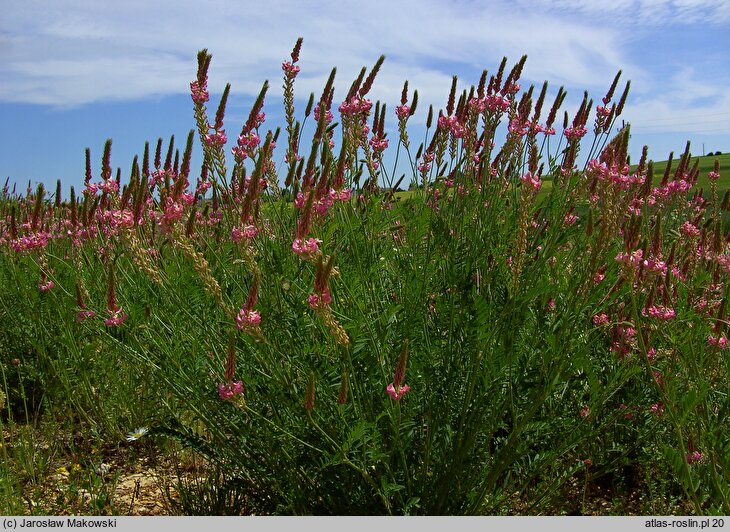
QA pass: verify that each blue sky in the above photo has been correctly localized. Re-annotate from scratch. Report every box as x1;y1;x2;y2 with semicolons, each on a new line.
1;0;729;195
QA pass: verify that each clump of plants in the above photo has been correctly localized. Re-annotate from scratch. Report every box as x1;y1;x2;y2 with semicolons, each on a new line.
0;38;728;515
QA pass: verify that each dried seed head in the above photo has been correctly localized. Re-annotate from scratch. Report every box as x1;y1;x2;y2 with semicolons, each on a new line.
181;130;195;179
291;37;303;63
142;142;150;177
196;49;212;87
244;81;269;134
615;80;630;117
477;69;488;98
393;339;409;387
54;179;62;209
410;91;418;116
164;135;175;171
532;81;548;123
494;57;508;91
320;68;337;108
360;54;385;97
154;138;163;170
446;76;458;116
304;92;315;118
214;83;231;131
604;70;622;104
85;148;93;184
545;86;564;130
347;68;366;101
31;183;44;231
101;139;113;181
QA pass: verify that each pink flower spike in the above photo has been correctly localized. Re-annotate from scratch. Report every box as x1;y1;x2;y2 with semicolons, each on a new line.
39;279;55;292
386;383;410;401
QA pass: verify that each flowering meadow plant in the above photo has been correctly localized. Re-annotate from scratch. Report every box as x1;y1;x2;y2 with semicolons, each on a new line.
0;39;728;515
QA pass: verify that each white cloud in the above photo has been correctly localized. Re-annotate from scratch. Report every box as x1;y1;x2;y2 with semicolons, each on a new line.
0;0;727;141
0;0;635;106
623;67;730;134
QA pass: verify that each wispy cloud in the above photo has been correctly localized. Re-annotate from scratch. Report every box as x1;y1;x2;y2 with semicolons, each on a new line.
0;0;728;138
0;0;633;105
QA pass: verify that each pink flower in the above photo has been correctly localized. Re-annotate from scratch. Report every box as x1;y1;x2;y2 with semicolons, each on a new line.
38;279;55;292
707;335;728;349
680;221;700;238
281;61;300;78
162;198;184;224
564;126;588;141
84;182;99;196
508;118;529;137
76;309;96;323
190;80;209;104
686;451;703;465
596;105;612;118
235;309;261;330
292;237;320;257
708;171;720;182
520;171;541;192
98;179;119;194
104;308;128;327
579;405;590;419
308;289;332;309
437;114;454;131
386;383;410;401
593;313;609;326
642;304;676;321
218;380;244;401
369;135;389;153
313;105;333;124
232;132;261;160
336;189;352;202
395;105;410;120
204;130;227;147
231;224;260;242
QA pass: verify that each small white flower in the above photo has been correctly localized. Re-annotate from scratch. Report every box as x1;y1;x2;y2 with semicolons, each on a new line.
126;427;149;442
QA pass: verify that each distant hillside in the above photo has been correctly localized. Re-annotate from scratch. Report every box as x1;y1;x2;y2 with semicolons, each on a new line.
632;152;728;194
